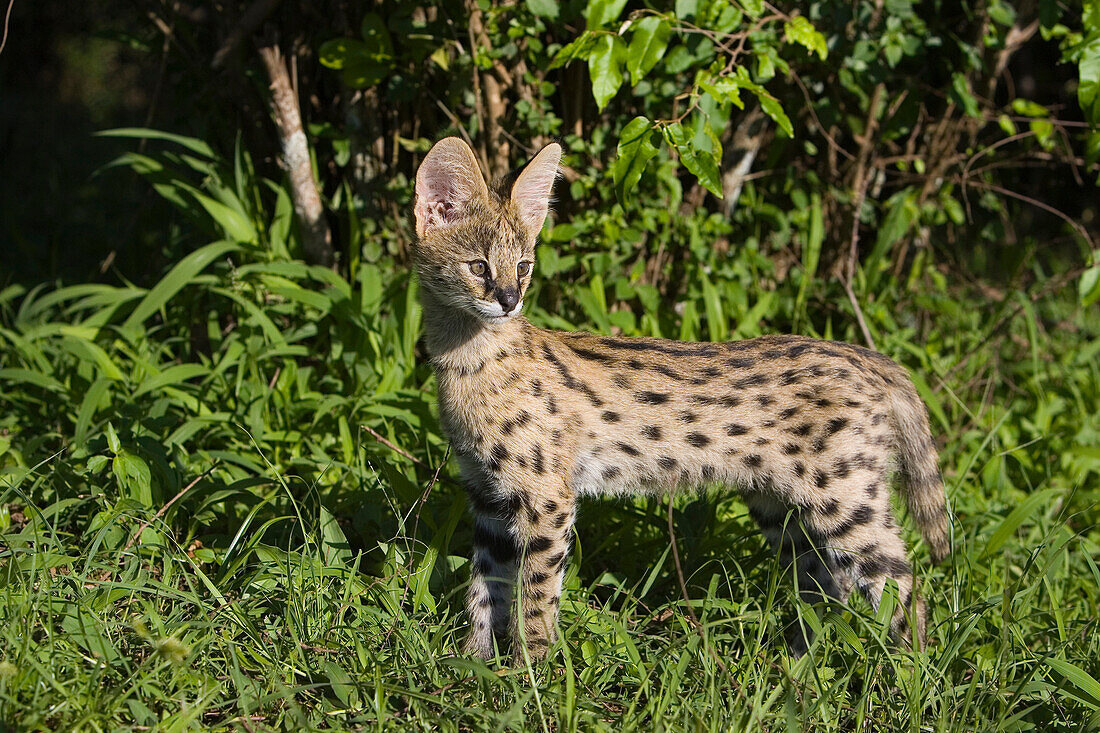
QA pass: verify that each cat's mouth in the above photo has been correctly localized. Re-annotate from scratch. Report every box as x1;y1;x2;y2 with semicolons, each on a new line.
474;299;523;324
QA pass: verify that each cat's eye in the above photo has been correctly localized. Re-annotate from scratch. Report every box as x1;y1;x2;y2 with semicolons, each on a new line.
517;261;532;277
469;260;488;277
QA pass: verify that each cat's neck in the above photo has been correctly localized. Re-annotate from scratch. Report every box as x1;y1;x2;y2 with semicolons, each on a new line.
420;289;526;374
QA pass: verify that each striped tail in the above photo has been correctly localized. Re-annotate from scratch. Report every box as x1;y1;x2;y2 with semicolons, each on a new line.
889;377;951;563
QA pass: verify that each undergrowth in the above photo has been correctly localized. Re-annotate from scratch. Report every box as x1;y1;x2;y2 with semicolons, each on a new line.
1;131;1099;731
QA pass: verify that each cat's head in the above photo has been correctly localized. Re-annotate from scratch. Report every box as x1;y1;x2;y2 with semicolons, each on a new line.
413;137;561;324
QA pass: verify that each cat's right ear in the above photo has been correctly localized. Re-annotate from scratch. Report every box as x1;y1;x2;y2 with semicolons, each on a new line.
414;137;490;238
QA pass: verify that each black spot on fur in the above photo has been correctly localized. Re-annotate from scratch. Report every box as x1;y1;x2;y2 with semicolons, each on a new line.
783;443;802;455
677;411;699;423
566;344;614;364
602;466;621;480
636;390;670;405
616;442;641;456
541;343;604;406
851;504;874;525
686;432;710;448
501;410;532;435
793;461;806;477
755;394;775;407
601;411;621;423
474;525;517;563
727;357;756;369
489;443;508;472
642;425;662;440
820;498;840;516
726;423;749;436
779;406;800;420
826;417;849;434
532;444;545;475
743;454;763;468
658;456;677;470
655;364;684;381
834;457;851;478
814;469;829;488
527;535;554;554
779;370;802;386
552;512;569;529
733;373;769;389
600;338;719;357
788;422;813;437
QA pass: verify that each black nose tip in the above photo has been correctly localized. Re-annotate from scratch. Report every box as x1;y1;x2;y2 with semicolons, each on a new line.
496;287;520;313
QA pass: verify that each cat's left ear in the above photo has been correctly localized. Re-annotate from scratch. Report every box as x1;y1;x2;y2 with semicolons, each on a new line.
510;143;562;241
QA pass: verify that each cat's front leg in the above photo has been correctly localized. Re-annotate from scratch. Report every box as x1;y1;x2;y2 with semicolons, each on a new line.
463;511;519;659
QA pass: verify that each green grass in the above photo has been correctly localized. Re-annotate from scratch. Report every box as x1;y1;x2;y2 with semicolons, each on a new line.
1;143;1098;728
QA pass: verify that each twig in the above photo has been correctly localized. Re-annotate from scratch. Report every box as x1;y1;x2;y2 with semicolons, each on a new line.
963;180;1095;250
122;464;219;554
666;499;700;631
667;498;728;673
211;0;281;69
259;44;334;267
843;84;885;351
0;0;14;57
361;424;462;490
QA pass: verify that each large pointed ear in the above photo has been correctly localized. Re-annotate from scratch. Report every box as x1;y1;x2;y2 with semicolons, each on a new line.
510;142;561;241
414;137;490;238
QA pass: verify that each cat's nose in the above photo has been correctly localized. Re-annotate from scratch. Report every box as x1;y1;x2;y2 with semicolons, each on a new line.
495;286;520;313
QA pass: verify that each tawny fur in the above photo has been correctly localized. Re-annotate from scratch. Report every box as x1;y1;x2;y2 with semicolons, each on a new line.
413;137;951;662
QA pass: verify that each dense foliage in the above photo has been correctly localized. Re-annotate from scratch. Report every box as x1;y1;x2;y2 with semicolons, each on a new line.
1;0;1099;729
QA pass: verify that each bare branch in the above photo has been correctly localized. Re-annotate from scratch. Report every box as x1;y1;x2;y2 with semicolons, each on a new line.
259;44;334;267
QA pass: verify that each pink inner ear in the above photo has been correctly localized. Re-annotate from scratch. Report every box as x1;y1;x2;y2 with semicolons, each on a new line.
415;140;487;235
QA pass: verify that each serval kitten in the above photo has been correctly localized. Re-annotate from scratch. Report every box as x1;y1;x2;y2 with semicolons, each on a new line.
413;137;950;661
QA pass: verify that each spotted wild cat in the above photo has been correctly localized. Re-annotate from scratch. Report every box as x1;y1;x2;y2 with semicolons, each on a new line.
412;137;950;661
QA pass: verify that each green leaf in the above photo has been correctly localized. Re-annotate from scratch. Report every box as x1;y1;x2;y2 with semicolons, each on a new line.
585;0;628;29
1047;657;1100;708
664;121;722;196
1080;263;1100;307
319;505;353;566
106;422;121;455
114;449;152;505
951;72;981;117
613;116;661;201
981;488;1062;559
1076;43;1100;124
122;241;240;333
133;364;210;398
627;17;671;85
697;70;744;109
526;0;559;18
95;128;215;158
588;35;626;110
189;191;257;243
739;0;764;18
75;377;113;446
784;17;827;60
549;32;598;70
756;93;793;137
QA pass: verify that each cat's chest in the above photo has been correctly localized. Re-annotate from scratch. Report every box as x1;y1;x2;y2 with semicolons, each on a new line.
435;356;542;452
